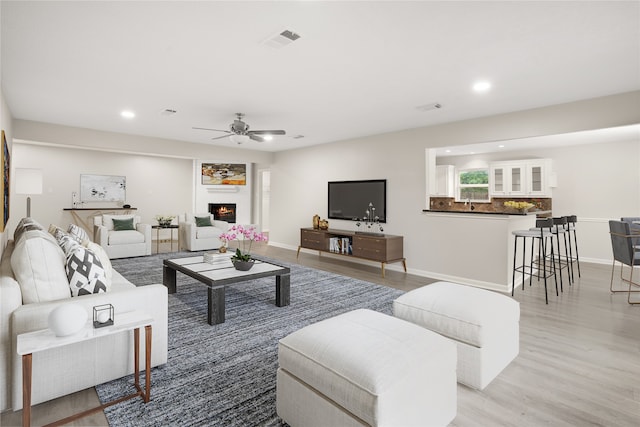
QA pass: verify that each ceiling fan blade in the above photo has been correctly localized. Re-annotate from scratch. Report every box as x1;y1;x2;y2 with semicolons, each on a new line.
249;134;265;142
249;130;286;135
192;127;231;133
211;134;232;141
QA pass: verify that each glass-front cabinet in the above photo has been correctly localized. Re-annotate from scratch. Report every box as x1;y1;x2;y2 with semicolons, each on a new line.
490;162;526;196
490;159;552;197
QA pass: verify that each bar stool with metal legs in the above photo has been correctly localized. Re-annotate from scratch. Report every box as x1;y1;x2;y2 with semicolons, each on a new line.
566;215;581;278
512;217;558;304
552;216;574;285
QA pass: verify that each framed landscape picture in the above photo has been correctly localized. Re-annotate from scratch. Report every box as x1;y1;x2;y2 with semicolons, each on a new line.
80;174;126;202
1;131;9;231
201;163;246;185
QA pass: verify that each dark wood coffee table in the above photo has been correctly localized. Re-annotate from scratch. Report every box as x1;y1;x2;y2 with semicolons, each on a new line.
163;255;290;325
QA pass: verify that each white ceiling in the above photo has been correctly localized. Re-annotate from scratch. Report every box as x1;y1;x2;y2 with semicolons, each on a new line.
1;1;639;152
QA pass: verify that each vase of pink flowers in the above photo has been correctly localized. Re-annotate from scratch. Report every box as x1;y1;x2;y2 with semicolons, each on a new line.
219;225;268;271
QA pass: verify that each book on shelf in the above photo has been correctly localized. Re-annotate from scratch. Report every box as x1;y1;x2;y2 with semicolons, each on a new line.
328;236;352;254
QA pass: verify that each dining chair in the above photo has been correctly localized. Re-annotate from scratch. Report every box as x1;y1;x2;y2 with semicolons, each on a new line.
608;220;640;305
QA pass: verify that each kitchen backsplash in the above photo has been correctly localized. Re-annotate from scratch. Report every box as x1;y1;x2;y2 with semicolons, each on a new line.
429;197;552;214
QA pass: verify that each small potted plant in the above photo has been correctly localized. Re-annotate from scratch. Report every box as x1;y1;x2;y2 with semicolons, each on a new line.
219;225;268;271
154;215;175;228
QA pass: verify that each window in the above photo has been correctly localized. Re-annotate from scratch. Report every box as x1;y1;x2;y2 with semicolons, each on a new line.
458;169;489;201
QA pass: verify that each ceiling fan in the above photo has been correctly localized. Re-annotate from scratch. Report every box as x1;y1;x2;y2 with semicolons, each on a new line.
193;113;286;143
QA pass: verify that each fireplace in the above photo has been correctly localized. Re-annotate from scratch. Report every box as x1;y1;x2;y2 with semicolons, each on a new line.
209;203;236;223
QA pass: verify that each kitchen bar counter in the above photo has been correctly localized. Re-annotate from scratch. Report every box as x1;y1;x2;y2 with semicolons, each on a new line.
420;210;538;293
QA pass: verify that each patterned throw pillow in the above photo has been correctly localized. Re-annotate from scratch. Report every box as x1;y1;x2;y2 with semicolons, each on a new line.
112;217;135;231
195;216;212;227
67;223;91;245
66;245;108;297
57;233;80;256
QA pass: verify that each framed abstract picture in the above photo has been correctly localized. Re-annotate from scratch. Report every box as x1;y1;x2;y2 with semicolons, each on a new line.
201;163;246;185
1;130;10;232
80;174;126;202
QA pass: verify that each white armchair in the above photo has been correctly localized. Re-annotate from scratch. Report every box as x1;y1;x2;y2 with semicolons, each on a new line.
179;213;229;251
93;214;152;259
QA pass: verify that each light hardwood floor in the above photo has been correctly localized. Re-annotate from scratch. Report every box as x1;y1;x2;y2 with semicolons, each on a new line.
2;243;639;426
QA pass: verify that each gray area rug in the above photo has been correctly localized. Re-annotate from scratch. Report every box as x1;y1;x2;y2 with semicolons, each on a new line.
97;252;404;426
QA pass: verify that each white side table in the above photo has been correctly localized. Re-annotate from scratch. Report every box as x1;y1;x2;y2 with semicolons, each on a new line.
17;310;153;427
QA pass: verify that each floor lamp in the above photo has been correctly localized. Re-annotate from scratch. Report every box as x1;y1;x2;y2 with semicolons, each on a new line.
15;168;43;218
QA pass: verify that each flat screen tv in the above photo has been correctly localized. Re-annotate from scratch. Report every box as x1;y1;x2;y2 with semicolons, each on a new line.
328;179;386;222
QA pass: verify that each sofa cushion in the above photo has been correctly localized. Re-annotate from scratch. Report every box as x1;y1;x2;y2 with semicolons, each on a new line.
108;230;145;245
11;230;71;304
196;226;223;239
102;214;137;231
66;244;108;297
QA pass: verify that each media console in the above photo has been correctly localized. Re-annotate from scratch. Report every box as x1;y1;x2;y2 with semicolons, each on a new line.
297;228;406;277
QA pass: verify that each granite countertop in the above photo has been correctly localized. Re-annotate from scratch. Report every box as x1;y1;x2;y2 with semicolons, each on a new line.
423;209;552;216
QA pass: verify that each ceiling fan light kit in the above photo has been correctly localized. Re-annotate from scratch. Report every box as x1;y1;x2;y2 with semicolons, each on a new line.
193;113;286;144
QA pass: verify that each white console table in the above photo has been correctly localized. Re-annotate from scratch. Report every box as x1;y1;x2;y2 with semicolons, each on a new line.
17;311;153;427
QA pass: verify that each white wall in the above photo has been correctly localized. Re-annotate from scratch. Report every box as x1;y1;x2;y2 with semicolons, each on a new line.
269;92;640;279
9;143;193;236
10;121;275;233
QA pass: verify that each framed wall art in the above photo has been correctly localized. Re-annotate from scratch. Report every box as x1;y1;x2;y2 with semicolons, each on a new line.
201;163;246;185
1;130;9;231
80;174;126;202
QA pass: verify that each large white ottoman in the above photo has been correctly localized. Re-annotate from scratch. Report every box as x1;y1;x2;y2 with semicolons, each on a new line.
393;281;520;390
276;309;457;427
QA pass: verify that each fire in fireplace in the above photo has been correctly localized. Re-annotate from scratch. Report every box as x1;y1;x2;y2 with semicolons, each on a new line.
209;203;236;223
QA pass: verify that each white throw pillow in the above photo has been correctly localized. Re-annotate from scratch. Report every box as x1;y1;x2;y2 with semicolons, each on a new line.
11;229;71;304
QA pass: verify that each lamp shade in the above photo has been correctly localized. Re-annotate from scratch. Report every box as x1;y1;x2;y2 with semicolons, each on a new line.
15;168;43;195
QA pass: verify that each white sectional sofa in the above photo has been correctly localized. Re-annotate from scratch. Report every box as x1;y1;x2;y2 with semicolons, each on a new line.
0;218;168;412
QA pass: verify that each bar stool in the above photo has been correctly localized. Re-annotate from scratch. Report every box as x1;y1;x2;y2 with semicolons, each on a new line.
552;216;574;285
512;217;558;304
566;215;581;278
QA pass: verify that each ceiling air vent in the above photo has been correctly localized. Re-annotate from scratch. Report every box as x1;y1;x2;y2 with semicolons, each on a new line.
160;108;178;116
416;103;442;112
263;29;301;49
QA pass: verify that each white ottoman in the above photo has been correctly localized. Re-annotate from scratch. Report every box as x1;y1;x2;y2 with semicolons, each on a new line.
276;309;457;427
393;282;520;390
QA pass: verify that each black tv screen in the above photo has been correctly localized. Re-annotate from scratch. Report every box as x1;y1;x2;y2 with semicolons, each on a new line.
328;179;386;222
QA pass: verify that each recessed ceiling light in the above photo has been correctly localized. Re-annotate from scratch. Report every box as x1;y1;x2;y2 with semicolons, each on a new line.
472;81;492;92
121;110;135;119
445;149;451;153
262;135;273;141
498;144;505;148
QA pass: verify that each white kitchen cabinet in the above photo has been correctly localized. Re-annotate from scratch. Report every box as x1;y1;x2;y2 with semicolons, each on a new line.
433;165;455;197
490;159;552;197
